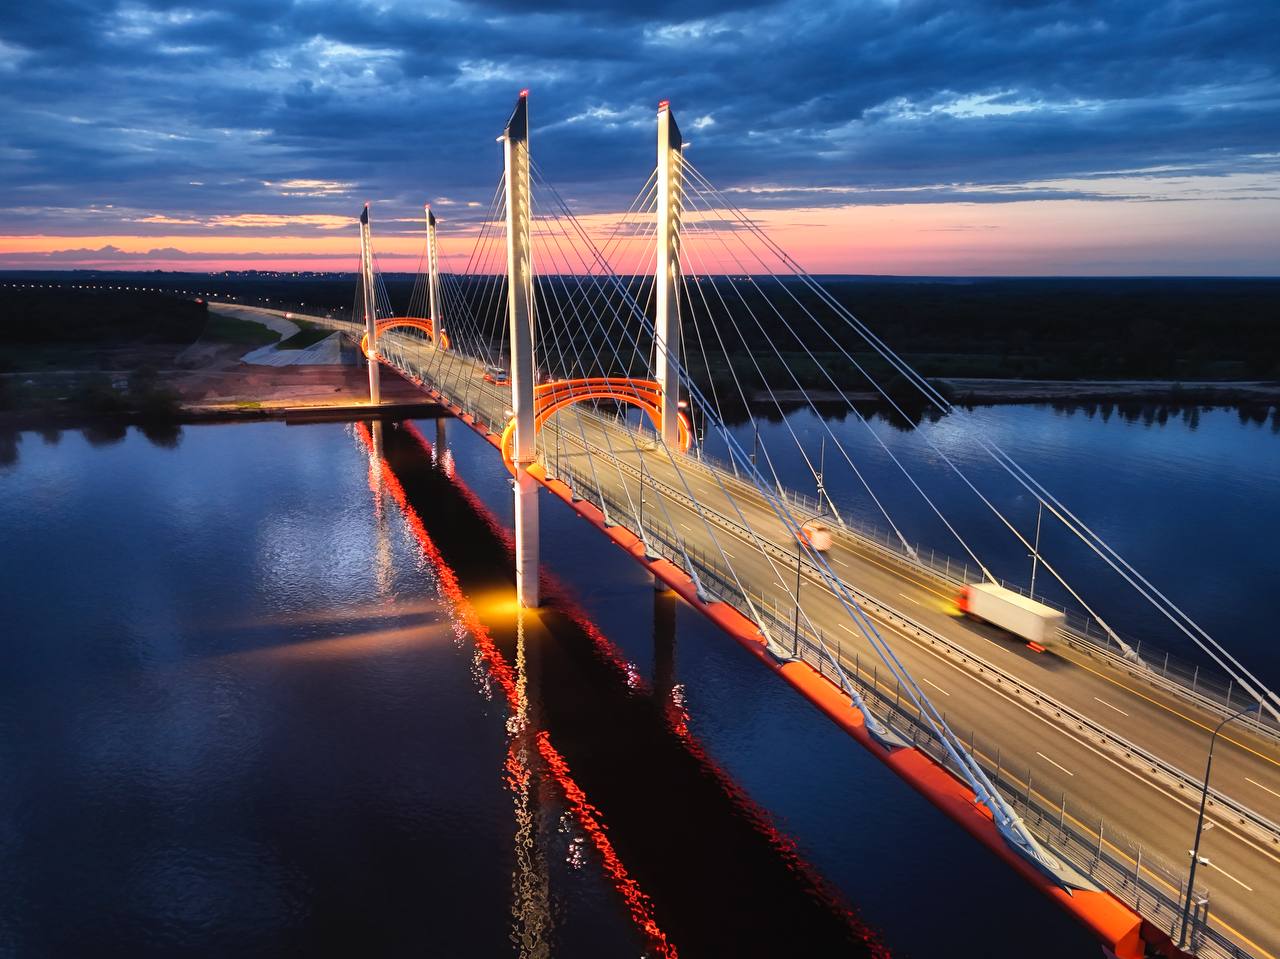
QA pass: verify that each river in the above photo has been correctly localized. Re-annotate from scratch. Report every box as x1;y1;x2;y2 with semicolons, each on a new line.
0;400;1273;957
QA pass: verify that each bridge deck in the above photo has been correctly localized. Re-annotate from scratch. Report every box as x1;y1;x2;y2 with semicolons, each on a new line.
251;307;1279;959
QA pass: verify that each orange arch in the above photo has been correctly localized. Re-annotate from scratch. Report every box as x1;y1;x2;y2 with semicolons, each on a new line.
361;316;449;358
500;377;691;473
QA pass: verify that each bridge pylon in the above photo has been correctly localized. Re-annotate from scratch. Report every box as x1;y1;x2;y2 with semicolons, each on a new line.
426;204;442;342
655;100;683;449
359;203;381;405
503;89;539;608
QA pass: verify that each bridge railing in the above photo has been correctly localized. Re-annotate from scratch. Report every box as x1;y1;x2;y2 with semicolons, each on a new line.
550;455;1255;959
289;314;1255;956
280;309;1278;748
594;415;1278;745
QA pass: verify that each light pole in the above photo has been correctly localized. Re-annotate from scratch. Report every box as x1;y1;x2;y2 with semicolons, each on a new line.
1029;500;1043;597
816;434;826;513
1178;701;1260;948
639;458;646;539
1024;496;1044;594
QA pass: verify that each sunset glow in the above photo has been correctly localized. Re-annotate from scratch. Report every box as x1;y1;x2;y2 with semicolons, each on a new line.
1;2;1276;276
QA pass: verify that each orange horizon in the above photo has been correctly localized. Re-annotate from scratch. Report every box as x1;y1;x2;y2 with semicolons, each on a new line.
2;196;1277;276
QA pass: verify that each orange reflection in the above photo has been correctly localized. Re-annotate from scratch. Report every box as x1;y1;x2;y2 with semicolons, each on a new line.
354;421;677;958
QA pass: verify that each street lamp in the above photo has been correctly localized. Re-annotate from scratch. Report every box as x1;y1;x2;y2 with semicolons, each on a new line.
1178;700;1260;948
793;520;832;654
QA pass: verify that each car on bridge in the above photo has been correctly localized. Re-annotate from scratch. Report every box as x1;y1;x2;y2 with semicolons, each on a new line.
483;366;510;386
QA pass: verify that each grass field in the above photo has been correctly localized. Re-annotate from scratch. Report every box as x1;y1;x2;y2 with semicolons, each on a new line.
276;319;333;350
198;312;280;347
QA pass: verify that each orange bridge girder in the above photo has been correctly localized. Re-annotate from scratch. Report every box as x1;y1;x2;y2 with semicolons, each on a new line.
499;377;692;473
361;316;449;359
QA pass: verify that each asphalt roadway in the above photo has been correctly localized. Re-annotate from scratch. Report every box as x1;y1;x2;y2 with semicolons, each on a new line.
320;321;1280;957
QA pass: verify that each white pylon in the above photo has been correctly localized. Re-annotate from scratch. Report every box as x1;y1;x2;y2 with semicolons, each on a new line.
426;204;442;338
503;90;539;608
359;203;381;405
655;100;683;449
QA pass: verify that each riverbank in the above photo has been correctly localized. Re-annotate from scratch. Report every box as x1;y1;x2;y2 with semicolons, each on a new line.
1;300;445;430
939;377;1280;405
753;378;1280;407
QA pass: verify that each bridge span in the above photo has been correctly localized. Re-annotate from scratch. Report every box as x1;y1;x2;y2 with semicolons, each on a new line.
217;300;1280;959
207;87;1280;959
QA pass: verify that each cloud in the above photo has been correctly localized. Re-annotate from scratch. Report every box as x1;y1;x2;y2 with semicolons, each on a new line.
205;213;355;229
0;0;1274;271
262;179;354;197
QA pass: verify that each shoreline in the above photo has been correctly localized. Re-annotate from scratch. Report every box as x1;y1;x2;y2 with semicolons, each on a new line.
754;378;1280;407
0;400;449;433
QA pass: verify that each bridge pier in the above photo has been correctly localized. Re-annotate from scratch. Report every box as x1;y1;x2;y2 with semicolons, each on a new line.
653;586;677;709
504;90;539;608
359;203;381;405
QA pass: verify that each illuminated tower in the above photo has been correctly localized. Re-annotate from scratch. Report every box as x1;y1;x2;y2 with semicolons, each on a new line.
503;90;539;608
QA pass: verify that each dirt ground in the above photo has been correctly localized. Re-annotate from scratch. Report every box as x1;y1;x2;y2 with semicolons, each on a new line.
175;358;428;410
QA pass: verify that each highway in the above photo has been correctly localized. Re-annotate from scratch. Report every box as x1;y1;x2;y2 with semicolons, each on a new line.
242;309;1280;957
412;341;1280;957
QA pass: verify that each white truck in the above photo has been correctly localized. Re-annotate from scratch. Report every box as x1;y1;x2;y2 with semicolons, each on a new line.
957;582;1065;649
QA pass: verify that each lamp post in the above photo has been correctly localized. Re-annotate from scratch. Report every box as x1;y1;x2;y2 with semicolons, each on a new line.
793;520;832;655
1178;701;1260;948
639;458;647;539
1029;500;1043;597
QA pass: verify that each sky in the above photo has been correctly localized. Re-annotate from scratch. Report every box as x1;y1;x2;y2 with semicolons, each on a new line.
0;0;1277;275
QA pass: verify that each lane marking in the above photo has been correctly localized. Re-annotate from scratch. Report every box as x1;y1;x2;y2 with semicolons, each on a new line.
847;626;1278;958
565;431;1280;892
1036;751;1075;777
451;404;1280;959
1246;777;1280;801
1093;696;1129;717
1204;859;1254;893
679;523;693;531
898;592;922;606
821;523;1280;772
921;677;950;697
1065;654;1280;770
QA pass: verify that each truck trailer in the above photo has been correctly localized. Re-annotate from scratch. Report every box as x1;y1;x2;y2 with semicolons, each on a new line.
956;582;1065;649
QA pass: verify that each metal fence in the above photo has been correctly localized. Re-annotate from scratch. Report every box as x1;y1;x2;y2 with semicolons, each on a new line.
619;423;1278;745
550;456;1253;959
287;311;1258;957
292;308;1275;740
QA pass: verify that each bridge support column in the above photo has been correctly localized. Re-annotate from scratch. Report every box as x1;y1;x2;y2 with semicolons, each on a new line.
359;203;381;405
504;90;539;608
653;587;677;709
426;204;442;341
654;100;683;449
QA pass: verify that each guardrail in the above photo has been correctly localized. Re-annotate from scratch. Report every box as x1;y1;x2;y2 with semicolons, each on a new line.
542;419;1280;850
263;312;1261;957
551;456;1254;959
258;307;1277;740
600;416;1280;747
315;307;1279;744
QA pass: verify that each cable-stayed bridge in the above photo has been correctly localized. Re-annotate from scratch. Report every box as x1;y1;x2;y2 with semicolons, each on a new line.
251;92;1280;959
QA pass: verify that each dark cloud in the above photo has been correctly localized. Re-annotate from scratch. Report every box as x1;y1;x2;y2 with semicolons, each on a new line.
0;0;1276;237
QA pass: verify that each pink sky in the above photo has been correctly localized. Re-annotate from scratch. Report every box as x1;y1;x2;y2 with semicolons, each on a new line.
2;196;1277;275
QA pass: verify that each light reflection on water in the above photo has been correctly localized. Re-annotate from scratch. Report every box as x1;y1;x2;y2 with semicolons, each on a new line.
0;421;637;957
2;400;1271;958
